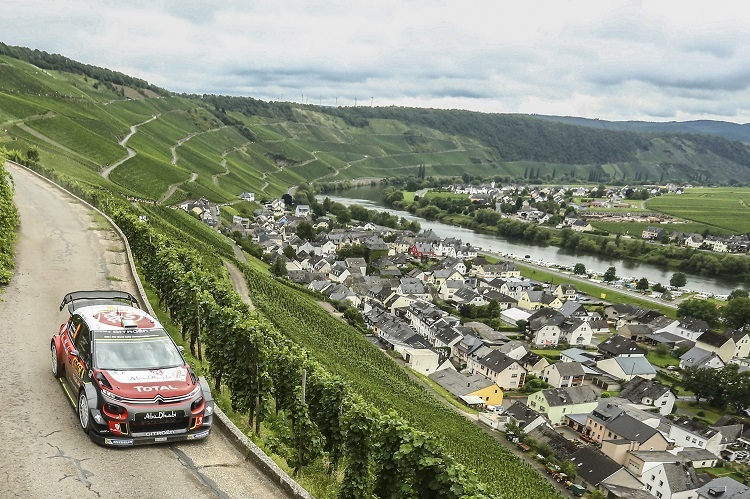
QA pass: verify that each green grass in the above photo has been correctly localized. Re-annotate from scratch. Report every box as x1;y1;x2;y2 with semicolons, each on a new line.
645;351;680;368
674;400;726;425
646;188;750;234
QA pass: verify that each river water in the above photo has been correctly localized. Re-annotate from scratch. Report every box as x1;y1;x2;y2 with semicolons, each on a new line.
319;186;747;296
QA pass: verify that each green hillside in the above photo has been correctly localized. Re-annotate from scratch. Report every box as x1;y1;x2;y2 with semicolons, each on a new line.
4;43;750;210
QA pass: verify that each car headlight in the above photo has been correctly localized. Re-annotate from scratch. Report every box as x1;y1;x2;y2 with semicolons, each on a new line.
204;404;214;416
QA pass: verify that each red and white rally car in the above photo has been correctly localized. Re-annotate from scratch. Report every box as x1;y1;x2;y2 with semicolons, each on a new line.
51;290;214;446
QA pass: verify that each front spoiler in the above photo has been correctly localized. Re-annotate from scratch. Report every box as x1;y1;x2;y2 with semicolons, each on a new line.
90;426;212;446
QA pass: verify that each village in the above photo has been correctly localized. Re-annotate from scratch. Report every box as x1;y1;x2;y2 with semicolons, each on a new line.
178;192;750;498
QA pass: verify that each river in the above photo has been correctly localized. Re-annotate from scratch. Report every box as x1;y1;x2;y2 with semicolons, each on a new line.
319;186;747;296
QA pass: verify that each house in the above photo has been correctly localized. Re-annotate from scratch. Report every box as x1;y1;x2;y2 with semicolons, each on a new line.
679;347;725;370
541;362;586;388
585;402;670;451
467;350;526;389
520;351;550;376
695;331;736;363
404;348;453;375
640;461;705;499
560;348;604;364
732;329;750;359
562;319;594;347
527;385;599;425
598;336;646;358
503;401;549;434
528;309;565;346
642;226;667;240
239;191;255;202
428;369;503;408
697;477;750;499
553;284;578;301
668;417;725;456
618;324;653;343
595;357;657;381
518;290;563;311
294;204;311;217
619;376;676;416
558;300;589;320
568;447;644;492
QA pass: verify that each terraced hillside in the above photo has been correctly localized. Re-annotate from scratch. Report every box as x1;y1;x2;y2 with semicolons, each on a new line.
5;50;750;206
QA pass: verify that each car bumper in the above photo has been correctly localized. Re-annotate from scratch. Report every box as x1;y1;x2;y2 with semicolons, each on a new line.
89;415;213;446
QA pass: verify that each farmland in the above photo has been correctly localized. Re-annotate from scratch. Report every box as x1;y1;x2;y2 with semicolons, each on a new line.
646;188;750;234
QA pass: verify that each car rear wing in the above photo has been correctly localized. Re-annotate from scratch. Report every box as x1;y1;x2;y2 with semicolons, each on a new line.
60;290;139;313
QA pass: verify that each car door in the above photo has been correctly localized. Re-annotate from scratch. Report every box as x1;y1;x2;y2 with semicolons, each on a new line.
67;315;91;389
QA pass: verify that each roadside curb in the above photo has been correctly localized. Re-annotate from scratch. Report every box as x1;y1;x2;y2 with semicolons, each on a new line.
7;160;313;499
214;407;313;499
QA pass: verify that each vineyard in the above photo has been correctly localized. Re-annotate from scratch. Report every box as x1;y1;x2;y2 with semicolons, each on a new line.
17;160;562;498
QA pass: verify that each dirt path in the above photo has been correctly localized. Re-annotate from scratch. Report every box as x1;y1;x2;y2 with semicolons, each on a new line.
224;259;254;311
101;114;159;179
160;172;198;204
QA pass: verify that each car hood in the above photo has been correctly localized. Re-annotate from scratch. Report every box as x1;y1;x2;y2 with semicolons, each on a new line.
102;366;195;398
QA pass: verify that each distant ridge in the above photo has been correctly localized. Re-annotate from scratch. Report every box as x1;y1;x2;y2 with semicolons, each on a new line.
532;115;750;144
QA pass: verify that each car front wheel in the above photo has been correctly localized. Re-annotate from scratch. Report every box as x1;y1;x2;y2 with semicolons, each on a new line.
51;342;63;378
78;390;91;434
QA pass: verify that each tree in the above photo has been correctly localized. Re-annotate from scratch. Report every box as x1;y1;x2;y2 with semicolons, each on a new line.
681;366;718;403
270;256;286;277
723;297;750;329
670;272;687;288
295;221;315;241
573;263;586;275
729;289;750;301
636;277;650;291
655;343;671;357
282;244;296;260
603;266;616;282
336;207;351;226
677;299;721;326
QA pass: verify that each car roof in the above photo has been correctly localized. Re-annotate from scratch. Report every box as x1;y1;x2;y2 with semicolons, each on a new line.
74;304;162;332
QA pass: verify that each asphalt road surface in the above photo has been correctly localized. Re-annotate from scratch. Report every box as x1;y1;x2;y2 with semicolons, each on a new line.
0;163;291;499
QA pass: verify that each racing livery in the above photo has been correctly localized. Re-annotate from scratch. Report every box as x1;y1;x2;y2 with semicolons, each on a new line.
51;291;214;446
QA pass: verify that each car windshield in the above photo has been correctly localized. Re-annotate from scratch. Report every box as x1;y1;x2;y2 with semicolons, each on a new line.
93;330;183;370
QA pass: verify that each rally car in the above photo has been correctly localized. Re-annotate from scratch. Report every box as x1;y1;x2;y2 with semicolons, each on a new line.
51;290;214;446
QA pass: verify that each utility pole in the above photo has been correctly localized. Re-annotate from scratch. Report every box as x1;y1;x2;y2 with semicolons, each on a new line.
371;96;373;107
354;97;357;106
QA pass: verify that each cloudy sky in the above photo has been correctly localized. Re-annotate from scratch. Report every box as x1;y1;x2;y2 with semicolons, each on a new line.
5;0;750;123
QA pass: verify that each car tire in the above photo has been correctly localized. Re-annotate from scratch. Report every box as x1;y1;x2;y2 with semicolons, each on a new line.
51;341;63;379
77;390;91;434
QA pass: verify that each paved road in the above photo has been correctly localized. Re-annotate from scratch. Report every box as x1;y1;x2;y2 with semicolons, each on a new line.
1;163;290;499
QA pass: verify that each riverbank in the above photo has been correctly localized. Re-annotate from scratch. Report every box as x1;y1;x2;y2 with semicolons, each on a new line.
320;190;745;296
480;249;680;317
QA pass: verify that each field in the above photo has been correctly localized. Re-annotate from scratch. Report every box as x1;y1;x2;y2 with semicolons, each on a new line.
646;188;750;234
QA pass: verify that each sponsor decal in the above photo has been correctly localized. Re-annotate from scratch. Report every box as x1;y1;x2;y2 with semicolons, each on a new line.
93;309;154;329
154;437;167;443
72;357;85;380
190;415;203;430
187;430;210;440
144;429;178;437
104;438;134;446
133;384;179;393
107;367;187;384
143;411;178;421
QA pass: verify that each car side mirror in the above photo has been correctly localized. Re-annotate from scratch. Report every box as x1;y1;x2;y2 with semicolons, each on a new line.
70;349;80;358
177;346;184;353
